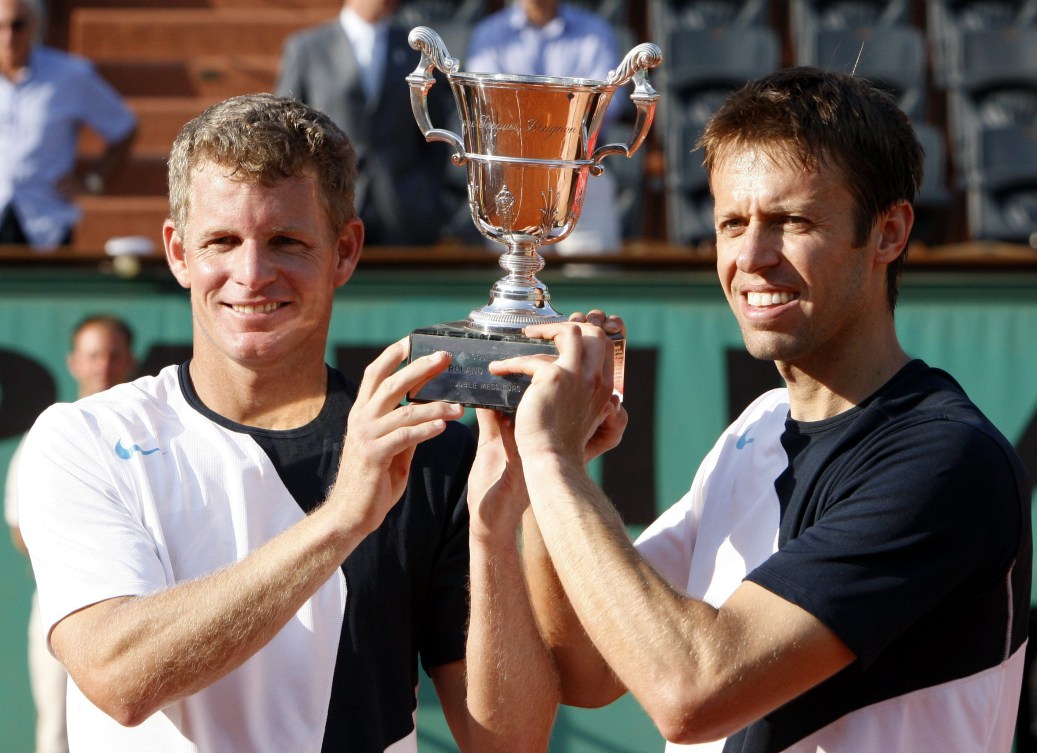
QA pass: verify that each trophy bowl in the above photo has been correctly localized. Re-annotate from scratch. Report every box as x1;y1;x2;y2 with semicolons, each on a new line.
405;25;662;411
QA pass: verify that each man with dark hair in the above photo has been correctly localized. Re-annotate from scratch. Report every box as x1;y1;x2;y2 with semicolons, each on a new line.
6;313;135;753
475;67;1031;752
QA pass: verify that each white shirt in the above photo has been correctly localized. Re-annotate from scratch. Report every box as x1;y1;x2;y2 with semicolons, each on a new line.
19;367;347;753
340;8;389;102
0;46;136;250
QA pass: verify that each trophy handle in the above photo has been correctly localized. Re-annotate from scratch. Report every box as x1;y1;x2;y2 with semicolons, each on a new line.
589;43;663;173
406;26;467;165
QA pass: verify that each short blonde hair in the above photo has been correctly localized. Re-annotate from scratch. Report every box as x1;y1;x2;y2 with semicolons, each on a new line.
167;94;358;236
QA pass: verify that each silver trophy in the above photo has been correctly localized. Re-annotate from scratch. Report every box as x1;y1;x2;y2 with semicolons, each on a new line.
405;25;662;411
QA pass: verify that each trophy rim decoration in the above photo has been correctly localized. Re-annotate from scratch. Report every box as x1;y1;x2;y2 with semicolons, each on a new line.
406;25;662;335
449;70;608;89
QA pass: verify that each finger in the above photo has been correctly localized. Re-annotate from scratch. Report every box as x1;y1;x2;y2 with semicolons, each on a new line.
405;352;456;403
549;322;610;381
475;407;504;445
476;409;520;459
522;320;573;342
370;398;465;438
355;337;410;406
509;322;610;392
603;314;625;338
486;352;555;379
352;401;461;462
585;400;629;461
364;349;453;415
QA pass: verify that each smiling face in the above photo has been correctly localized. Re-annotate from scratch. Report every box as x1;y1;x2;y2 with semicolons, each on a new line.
163;161;362;377
713;147;888;373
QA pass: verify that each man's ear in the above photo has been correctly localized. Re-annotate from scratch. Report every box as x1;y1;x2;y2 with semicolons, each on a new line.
333;217;365;288
163;219;191;289
875;200;914;265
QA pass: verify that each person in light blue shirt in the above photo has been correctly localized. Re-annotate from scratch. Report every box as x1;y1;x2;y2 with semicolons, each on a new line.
467;0;624;254
0;0;137;251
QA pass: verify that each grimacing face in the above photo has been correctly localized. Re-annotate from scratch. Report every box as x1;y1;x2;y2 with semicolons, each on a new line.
712;148;885;372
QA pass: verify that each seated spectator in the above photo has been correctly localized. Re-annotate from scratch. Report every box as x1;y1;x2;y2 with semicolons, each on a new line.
0;0;137;251
467;0;623;255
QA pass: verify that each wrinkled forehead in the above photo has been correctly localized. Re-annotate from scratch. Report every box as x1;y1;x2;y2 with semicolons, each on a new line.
711;137;823;174
708;137;845;192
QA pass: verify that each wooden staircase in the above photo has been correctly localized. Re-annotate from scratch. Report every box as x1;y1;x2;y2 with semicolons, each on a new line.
57;0;340;252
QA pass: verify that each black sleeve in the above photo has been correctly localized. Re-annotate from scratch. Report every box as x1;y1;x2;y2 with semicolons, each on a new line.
415;420;476;671
747;417;1025;667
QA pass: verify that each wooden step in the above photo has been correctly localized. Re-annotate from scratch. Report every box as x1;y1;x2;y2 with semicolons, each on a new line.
79;97;221;158
76;155;169;196
74;195;169;252
69;8;331;61
95;55;281;98
62;0;338;8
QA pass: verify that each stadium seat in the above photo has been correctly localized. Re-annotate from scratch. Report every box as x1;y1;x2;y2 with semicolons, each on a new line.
964;124;1037;243
797;24;929;121
660;24;780;245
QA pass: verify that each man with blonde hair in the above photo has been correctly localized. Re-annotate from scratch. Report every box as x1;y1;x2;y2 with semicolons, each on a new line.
20;94;556;753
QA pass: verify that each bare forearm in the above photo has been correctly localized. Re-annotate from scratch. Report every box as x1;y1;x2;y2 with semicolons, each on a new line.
525;456;856;743
524;457;726;724
522;509;625;708
54;503;359;725
465;536;558;752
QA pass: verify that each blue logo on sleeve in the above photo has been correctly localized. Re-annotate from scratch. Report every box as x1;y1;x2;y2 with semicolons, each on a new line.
736;430;755;450
115;440;161;459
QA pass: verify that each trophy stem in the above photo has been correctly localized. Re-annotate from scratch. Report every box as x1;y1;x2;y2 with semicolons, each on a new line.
466;236;565;334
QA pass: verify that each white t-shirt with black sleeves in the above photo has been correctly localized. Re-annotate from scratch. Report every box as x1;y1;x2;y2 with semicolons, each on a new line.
636;361;1030;753
19;363;474;753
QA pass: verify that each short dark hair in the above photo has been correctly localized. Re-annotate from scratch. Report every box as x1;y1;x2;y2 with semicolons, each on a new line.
70;315;134;351
698;67;924;311
167;93;358;237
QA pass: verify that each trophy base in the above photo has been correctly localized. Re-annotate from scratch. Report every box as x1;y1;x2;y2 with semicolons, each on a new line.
407;321;626;412
407;322;555;411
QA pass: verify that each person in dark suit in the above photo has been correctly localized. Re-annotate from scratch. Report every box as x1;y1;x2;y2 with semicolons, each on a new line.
275;0;455;246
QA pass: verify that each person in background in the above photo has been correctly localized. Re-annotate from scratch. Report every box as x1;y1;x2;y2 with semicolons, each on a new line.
479;67;1031;752
275;0;455;246
0;0;137;251
467;0;623;254
5;314;136;753
17;93;555;753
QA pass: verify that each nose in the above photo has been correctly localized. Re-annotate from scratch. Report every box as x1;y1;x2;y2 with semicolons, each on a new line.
735;221;781;275
235;242;277;290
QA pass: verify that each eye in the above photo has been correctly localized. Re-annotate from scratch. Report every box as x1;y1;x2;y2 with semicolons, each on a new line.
784;214;812;230
203;235;237;249
270;234;310;250
717;217;747;236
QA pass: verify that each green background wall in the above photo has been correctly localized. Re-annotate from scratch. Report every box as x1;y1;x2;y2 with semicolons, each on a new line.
1;263;1035;752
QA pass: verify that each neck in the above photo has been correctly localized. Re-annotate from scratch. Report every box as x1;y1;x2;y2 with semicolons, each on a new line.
345;4;385;24
779;328;910;423
0;59;26;83
188;358;329;430
523;1;559;27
